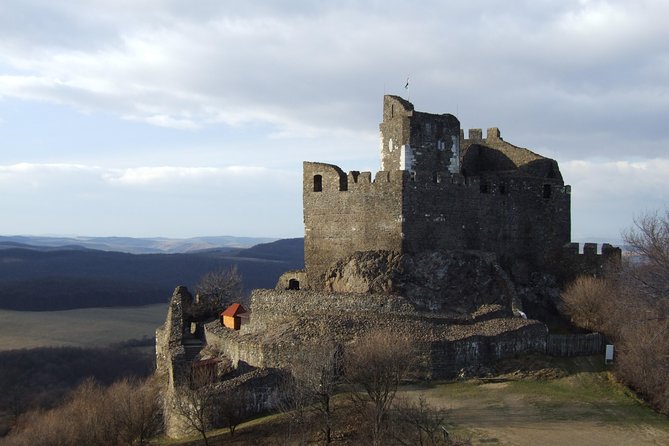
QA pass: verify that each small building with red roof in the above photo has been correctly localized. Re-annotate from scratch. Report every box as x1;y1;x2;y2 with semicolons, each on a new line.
221;303;247;330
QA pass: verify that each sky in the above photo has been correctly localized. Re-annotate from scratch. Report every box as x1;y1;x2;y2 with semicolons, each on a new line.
0;0;668;242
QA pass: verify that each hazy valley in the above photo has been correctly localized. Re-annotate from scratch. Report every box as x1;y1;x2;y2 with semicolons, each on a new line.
0;236;304;312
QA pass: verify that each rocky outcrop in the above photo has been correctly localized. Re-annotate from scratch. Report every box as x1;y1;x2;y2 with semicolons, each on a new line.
323;250;517;315
516;272;564;324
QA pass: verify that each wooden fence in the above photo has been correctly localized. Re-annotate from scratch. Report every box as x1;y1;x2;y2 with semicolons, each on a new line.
546;332;603;357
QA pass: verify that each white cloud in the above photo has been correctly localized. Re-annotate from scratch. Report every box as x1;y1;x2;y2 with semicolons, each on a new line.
103;165;271;185
563;158;669;199
0;161;302;237
123;114;200;130
0;1;667;157
562;158;669;241
0;162;94;172
0;162;283;188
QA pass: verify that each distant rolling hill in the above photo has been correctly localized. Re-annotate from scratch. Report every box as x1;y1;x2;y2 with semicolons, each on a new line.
0;235;277;254
0;238;304;311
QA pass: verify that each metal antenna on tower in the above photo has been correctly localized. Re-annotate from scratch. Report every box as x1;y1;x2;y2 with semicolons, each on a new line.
405;75;410;101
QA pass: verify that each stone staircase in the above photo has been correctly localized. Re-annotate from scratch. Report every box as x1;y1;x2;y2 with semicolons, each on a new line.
183;337;204;361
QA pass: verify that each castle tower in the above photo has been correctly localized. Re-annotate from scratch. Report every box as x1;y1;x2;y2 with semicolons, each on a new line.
379;95;461;174
300;96;572;290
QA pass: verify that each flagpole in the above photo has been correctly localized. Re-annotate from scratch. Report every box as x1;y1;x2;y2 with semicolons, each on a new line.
405;75;410;101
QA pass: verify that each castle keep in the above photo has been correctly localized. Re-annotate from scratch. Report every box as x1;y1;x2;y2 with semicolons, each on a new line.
300;95;585;290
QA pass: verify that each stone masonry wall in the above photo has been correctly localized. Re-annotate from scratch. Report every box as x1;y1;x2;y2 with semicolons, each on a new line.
556;242;622;285
303;162;404;288
380;95;461;173
460;127;563;181
250;289;416;323
304;97;573;290
303;162;571;289
429;322;548;378
402;172;571;276
155;286;196;438
206;289;552;380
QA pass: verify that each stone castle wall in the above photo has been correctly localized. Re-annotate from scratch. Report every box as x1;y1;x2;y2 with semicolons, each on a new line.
155;287;197;438
206;289;551;379
303;162;571;287
206;289;418;370
429;322;548;378
250;288;416;320
403;172;570;275
303;162;404;287
556;242;622;284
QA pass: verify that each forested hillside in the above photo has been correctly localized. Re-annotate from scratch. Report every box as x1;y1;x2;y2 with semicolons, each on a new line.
0;238;304;311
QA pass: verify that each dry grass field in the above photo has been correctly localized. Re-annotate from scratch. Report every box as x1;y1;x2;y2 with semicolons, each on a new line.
406;373;669;446
0;304;167;350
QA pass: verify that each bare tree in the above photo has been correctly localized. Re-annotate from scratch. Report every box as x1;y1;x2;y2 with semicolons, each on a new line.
171;369;220;446
291;343;342;444
622;209;669;301
2;377;163;446
193;266;244;320
276;372;313;446
616;318;669;414
218;390;248;438
67;378;118;446
391;395;449;446
345;330;413;446
108;378;162;446
4;379;113;446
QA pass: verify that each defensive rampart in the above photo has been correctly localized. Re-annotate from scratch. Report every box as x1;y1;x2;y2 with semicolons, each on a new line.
206;289;551;379
556;242;622;284
429;322;548;378
304;160;571;287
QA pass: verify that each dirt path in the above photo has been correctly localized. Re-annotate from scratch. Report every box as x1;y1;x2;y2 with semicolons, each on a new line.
400;378;669;446
470;422;668;446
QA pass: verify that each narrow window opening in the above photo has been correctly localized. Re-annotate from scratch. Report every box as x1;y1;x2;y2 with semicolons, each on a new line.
313;175;323;192
543;184;551;199
288;279;300;290
410;171;416;182
499;183;506;195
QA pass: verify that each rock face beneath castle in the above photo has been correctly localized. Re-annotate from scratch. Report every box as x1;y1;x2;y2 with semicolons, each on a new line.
323;250;517;314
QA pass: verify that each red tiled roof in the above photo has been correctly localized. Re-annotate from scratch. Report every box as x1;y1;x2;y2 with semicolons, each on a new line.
222;303;246;317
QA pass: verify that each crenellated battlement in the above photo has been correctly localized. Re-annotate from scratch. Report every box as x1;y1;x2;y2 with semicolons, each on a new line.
306;161;569;200
562;242;621;257
557;242;622;283
460;127;503;143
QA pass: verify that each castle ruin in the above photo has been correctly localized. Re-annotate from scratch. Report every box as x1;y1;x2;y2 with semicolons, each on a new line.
156;95;621;438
